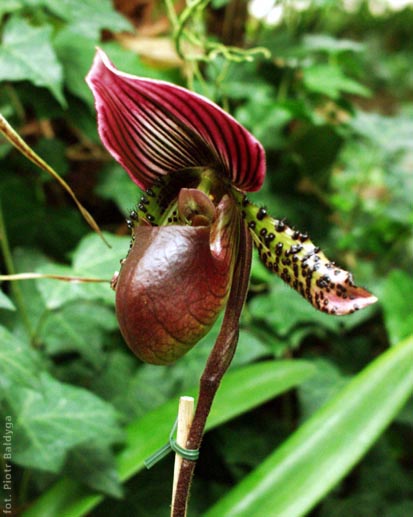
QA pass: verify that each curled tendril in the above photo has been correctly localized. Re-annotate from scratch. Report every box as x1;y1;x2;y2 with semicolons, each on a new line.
165;0;271;68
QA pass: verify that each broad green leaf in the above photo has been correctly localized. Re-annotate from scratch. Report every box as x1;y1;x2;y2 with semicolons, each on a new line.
236;96;292;150
303;64;370;99
0;291;15;311
35;263;89;310
249;280;374;338
350;110;413;154
303;34;364;54
23;360;315;517
72;232;130;282
250;249;273;283
64;445;123;499
90;319;269;423
10;248;49;333
0;326;42;391
249;280;340;335
0;113;104;241
95;163;142;217
211;0;230;7
33;138;69;178
0;17;65;105
381;270;413;345
35;232;130;308
8;372;123;473
101;41;181;82
90;351;147;420
0;175;46;250
206;336;413;517
0;0;21;17
41;0;132;38
0;178;86;257
38;301;118;365
298;359;348;420
54;30;97;104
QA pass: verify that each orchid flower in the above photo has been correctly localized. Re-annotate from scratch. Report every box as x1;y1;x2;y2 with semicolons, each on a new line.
87;49;377;366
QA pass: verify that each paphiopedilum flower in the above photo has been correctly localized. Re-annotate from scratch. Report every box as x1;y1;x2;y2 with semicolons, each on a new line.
87;49;377;365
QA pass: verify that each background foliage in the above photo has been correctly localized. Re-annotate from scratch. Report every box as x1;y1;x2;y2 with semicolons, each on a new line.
0;1;412;515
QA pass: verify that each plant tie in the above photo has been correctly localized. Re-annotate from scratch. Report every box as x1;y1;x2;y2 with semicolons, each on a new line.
144;418;199;469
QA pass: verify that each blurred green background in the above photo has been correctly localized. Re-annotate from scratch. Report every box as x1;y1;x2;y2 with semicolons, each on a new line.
0;1;412;516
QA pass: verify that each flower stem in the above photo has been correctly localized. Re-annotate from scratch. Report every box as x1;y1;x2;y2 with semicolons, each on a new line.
171;221;253;516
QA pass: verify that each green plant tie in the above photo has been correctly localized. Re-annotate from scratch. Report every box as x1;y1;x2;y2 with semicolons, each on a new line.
144;418;200;469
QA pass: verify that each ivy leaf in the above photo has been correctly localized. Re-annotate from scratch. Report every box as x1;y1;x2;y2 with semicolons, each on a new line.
9;248;49;334
249;280;338;335
38;301;118;366
95;163;143;217
0;291;15;311
0;17;65;105
381;270;413;345
23;360;316;516
0;326;42;392
54;30;97;104
35;232;130;309
303;64;370;99
251;279;375;338
303;34;365;54
35;264;89;310
64;445;123;498
0;0;22;17
71;232;131;305
41;0;132;38
7;373;123;473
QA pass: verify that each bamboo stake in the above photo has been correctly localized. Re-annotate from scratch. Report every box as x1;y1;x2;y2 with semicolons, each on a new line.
171;396;195;517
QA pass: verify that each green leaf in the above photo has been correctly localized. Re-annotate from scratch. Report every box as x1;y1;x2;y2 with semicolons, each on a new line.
303;64;370;99
350;110;413;154
7;372;123;473
8;248;49;334
101;42;181;82
35;264;88;310
64;445;123;499
95;163;142;216
53;29;97;104
211;0;230;7
298;359;348;420
90;351;145;421
0;326;42;392
33;138;69;178
0;0;22;17
23;360;315;517
250;280;339;335
42;0;132;38
249;280;373;339
38;301;118;365
71;232;131;295
35;232;130;308
0;175;46;250
0;17;65;105
0;291;15;311
381;270;413;345
303;34;364;54
205;336;413;517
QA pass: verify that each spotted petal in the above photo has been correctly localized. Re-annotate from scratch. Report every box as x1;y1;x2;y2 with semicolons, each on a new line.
240;196;377;315
86;49;266;192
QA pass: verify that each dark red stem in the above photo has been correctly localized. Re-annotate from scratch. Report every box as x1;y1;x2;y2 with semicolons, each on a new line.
172;221;253;516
